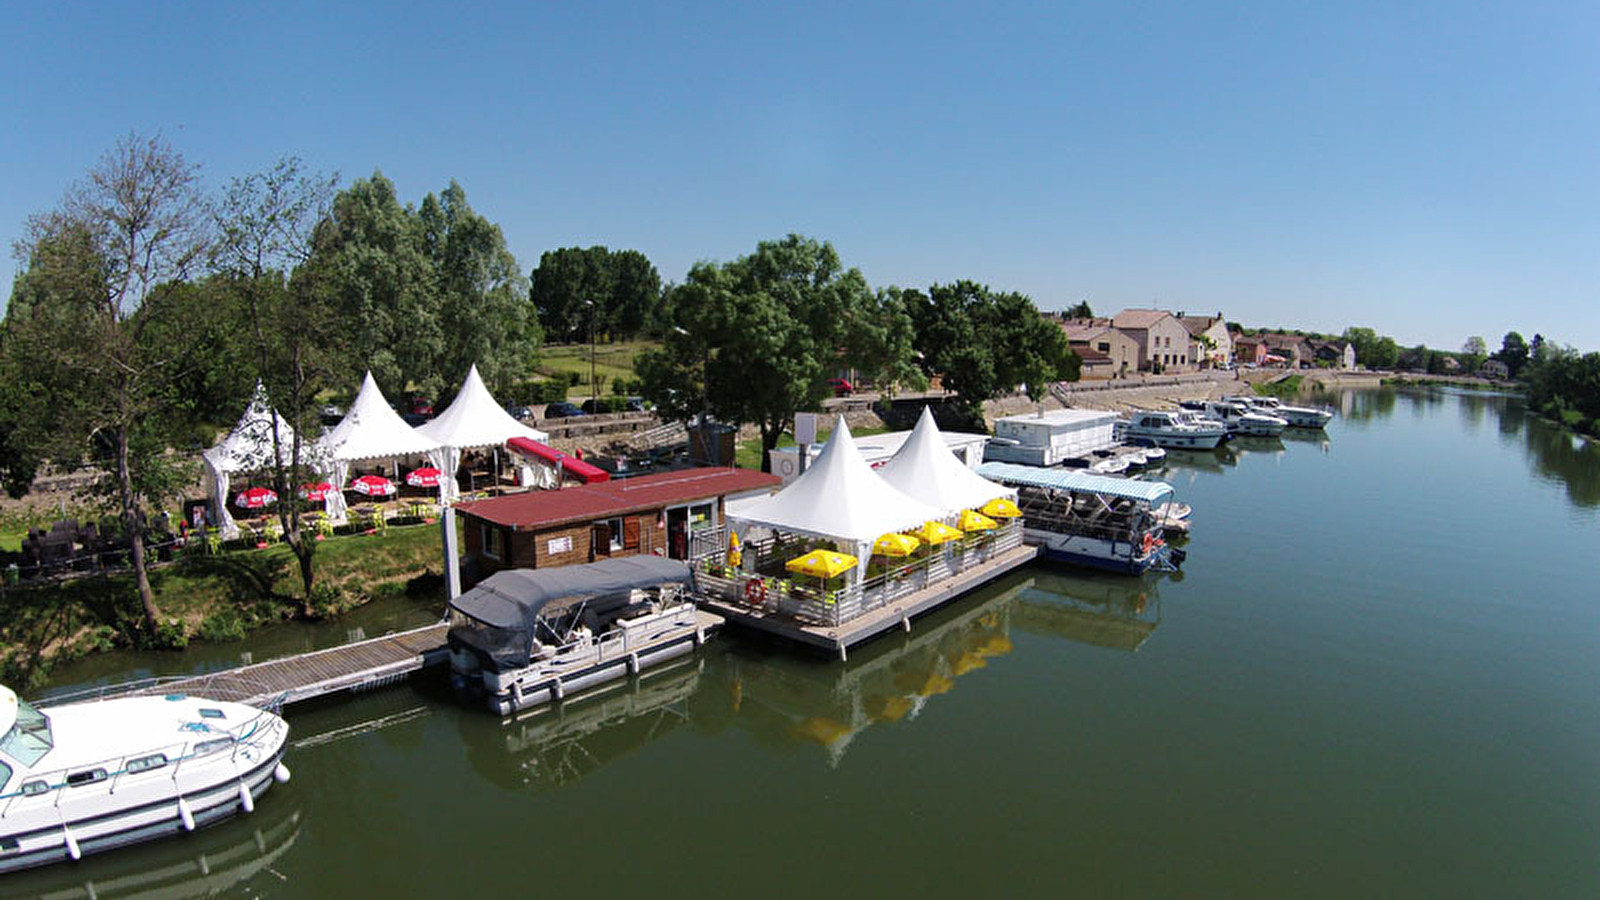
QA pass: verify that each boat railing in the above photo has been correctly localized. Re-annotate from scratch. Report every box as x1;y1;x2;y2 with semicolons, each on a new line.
33;673;283;710
700;521;1023;628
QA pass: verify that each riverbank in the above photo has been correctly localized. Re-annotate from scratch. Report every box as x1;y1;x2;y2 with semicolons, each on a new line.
0;520;449;690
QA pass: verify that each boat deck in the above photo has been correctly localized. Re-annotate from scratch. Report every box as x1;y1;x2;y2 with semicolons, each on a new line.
158;622;450;709
700;544;1038;659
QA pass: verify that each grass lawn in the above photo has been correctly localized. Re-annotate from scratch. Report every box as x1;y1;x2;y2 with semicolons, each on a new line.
537;340;659;398
735;423;892;470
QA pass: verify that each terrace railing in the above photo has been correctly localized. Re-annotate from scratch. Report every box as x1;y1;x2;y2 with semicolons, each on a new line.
699;520;1023;628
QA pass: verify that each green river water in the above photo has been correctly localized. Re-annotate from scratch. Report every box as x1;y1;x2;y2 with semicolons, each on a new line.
6;387;1599;899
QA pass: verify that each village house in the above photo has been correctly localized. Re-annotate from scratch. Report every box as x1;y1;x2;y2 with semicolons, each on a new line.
1232;333;1269;366
1480;358;1510;379
1177;312;1233;368
454;467;781;585
1258;332;1314;368
1111;309;1195;372
1056;318;1140;379
1309;339;1357;370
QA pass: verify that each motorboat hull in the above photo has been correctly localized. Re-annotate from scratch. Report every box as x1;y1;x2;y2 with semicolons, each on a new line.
1122;429;1225;450
483;629;703;716
1025;529;1161;575
0;746;287;874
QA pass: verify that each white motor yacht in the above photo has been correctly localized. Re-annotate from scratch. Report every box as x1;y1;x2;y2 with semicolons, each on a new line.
0;686;290;873
1224;394;1333;428
1120;410;1227;450
1203;401;1287;437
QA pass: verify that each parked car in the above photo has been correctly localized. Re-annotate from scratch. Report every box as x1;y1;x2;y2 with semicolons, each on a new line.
408;396;434;417
545;401;586;419
827;377;854;396
505;404;533;421
401;412;429;427
580;398;603;414
625;397;647;412
320;404;345;425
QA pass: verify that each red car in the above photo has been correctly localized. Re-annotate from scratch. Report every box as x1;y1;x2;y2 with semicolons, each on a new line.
827;377;854;396
408;396;434;417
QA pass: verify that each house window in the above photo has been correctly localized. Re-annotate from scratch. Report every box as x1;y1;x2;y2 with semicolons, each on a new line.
606;518;625;551
1096;342;1110;352
481;525;503;560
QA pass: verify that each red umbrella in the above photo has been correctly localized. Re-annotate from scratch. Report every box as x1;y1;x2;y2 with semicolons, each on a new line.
234;486;277;509
299;481;335;501
406;467;443;488
350;474;396;497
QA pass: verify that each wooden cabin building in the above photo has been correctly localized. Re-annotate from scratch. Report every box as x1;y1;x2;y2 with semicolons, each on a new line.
455;467;780;584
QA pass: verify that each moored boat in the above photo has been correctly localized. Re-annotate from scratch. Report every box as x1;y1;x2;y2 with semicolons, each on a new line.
1204;400;1287;436
446;557;719;716
0;686;290;873
976;462;1184;574
1224;394;1333;428
1119;410;1227;450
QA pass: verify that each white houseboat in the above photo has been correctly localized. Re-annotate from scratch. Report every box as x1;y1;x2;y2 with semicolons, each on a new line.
446;557;720;715
984;409;1118;467
1223;394;1334;428
0;686;290;873
1119;410;1227;450
1204;400;1288;436
976;462;1184;574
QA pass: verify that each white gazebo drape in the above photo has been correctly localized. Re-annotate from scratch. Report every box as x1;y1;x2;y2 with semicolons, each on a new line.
414;363;550;500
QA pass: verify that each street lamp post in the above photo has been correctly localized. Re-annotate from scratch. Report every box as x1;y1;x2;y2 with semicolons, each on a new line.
674;326;714;464
584;299;597;410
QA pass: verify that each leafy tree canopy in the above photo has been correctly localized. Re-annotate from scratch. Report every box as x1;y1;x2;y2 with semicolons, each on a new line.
530;246;661;343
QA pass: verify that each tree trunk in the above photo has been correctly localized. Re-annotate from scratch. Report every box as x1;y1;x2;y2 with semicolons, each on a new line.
759;421;779;472
116;426;161;634
285;529;316;617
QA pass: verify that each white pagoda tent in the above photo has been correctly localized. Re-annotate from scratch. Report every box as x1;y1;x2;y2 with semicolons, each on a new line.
728;417;943;579
414;364;549;499
318;372;448;504
202;384;319;539
874;406;1014;516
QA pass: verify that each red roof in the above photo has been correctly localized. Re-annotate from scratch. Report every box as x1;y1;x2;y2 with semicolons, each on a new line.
505;437;609;484
457;467;781;530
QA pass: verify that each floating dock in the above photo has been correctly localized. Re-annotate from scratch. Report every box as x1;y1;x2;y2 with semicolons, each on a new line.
700;544;1038;660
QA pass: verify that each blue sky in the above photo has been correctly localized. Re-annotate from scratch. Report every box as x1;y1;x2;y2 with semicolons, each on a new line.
4;1;1597;351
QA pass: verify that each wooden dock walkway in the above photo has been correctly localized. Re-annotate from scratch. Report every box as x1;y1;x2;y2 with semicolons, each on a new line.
157;622;451;709
702;544;1039;660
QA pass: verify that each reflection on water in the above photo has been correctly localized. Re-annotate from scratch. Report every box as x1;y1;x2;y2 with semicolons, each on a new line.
1016;570;1162;652
0;800;301;900
465;658;701;791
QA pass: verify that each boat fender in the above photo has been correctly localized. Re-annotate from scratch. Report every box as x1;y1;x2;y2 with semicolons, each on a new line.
552;679;564;702
239;781;255;813
178;797;196;832
62;824;81;861
743;579;767;607
1141;533;1156;555
627;652;640;676
274;763;292;784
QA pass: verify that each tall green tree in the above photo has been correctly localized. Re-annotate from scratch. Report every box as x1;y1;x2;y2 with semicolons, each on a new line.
213;157;346;608
6;133;212;637
529;246;661;343
1496;331;1530;377
905;280;1080;418
419;181;538;398
636;235;916;471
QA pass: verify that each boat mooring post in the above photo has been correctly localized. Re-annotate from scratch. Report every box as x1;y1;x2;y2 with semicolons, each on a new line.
442;505;461;601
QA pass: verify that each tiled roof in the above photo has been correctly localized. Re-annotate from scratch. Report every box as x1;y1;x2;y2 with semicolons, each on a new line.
1111;309;1173;330
1178;315;1221;336
458;467;781;530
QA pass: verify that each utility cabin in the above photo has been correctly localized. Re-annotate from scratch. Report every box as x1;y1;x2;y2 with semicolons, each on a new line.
454;467;781;585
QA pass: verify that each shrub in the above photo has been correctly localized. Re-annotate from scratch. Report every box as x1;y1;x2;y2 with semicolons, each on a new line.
198;608;248;642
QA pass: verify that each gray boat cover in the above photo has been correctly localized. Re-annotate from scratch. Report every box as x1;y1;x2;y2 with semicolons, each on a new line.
449;557;693;630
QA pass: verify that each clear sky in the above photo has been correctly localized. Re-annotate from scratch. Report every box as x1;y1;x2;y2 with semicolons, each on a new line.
3;1;1596;351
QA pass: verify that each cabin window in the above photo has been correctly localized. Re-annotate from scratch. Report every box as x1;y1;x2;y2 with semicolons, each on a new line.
606;517;625;552
194;737;235;756
126;753;167;773
20;780;49;796
198;708;226;719
0;837;16;853
66;768;107;788
0;761;9;794
482;524;503;560
0;698;54;767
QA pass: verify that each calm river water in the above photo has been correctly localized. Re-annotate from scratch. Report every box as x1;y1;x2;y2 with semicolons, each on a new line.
9;388;1600;899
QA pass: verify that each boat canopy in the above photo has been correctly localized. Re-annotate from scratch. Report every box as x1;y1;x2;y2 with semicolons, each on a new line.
449;557;692;630
975;462;1175;505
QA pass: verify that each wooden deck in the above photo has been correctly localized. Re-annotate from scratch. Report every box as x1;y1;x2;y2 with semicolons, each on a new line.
701;544;1039;660
158;622;451;709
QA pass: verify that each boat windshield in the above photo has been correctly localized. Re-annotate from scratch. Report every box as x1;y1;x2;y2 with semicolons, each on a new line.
0;698;54;767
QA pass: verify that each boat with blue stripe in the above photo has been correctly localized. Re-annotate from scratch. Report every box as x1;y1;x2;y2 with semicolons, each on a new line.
975;463;1185;574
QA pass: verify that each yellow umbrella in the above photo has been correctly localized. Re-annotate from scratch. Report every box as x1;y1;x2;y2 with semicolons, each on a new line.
915;521;964;546
958;509;998;532
785;549;859;579
873;532;921;557
980;496;1021;519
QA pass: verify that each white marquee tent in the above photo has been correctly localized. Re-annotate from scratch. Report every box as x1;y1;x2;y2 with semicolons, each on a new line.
202;384;318;538
727;417;943;579
414;364;549;499
874;406;1014;516
318;372;447;503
